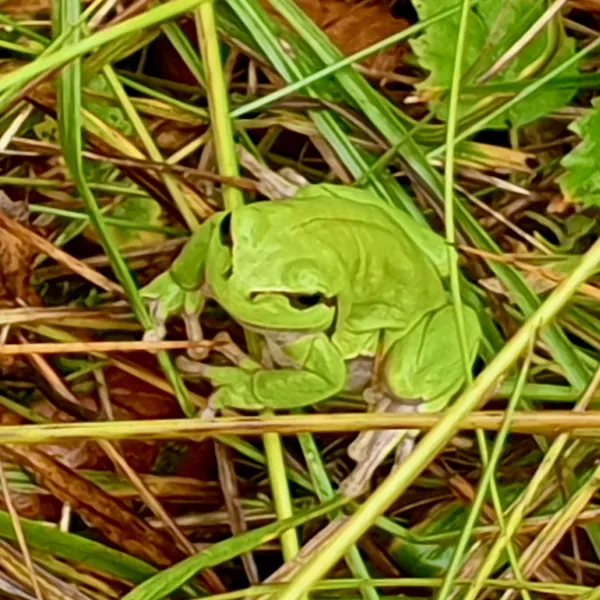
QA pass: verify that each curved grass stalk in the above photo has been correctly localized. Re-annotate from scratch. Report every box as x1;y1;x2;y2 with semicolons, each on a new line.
461;366;600;600
54;0;193;415
0;0;210;99
441;2;530;596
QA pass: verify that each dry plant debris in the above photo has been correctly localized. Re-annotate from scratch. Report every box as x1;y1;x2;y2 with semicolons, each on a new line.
0;0;600;599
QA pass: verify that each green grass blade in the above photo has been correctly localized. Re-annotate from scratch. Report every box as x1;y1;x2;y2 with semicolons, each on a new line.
122;497;348;600
162;21;205;85
297;430;380;600
0;0;210;98
0;511;156;583
438;335;535;600
54;0;193;415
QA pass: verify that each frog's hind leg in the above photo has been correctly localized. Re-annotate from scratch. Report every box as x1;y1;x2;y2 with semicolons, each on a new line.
341;306;480;498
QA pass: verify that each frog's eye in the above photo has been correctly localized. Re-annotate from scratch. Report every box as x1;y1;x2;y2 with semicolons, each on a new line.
219;213;233;248
284;292;332;310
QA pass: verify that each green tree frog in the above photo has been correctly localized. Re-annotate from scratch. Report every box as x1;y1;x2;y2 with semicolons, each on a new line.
141;184;481;496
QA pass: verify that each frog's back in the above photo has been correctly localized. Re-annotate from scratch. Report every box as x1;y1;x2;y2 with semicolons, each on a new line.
239;194;412;240
233;195;446;335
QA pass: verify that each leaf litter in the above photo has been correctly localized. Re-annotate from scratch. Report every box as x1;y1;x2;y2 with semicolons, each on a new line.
0;0;600;599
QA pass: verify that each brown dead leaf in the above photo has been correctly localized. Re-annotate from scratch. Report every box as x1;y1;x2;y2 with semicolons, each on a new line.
261;0;409;71
105;365;216;480
3;446;181;568
0;219;41;308
0;210;123;294
0;0;50;15
0;191;29;223
570;0;600;12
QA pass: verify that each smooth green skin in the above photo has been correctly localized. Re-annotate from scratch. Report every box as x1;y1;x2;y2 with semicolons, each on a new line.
141;184;481;413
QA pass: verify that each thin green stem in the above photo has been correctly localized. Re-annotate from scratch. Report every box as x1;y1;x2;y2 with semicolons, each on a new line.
297;430;380;600
196;0;299;569
443;0;471;382
462;367;600;600
196;4;243;210
438;334;534;600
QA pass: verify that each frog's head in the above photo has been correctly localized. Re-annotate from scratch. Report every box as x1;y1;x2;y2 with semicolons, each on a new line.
205;206;343;331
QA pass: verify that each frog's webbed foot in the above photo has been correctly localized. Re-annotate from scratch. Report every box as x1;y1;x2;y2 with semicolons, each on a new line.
200;394;218;420
277;167;309;188
340;428;406;498
394;431;418;466
347;388;391;463
340;397;421;499
142;297;168;344
140;269;209;359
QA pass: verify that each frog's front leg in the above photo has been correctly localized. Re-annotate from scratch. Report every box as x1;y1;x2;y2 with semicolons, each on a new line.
179;332;347;414
140;214;220;359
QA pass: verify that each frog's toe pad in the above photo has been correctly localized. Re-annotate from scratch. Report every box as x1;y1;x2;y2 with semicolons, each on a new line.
187;346;210;361
200;405;217;420
143;325;165;344
393;433;418;466
176;355;210;376
339;474;369;499
347;431;375;462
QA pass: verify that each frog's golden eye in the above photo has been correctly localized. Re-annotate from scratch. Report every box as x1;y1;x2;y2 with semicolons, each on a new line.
219;213;233;248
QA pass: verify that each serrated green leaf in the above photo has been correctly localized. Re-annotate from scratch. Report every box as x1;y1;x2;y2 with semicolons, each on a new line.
560;100;600;206
410;0;578;127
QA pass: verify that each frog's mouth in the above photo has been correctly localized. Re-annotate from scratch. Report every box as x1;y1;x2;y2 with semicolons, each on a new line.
222;289;337;331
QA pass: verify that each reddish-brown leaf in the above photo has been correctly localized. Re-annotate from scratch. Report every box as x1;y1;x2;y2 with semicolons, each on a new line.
3;446;181;568
571;0;600;12
105;365;216;480
260;0;409;71
0;222;41;308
